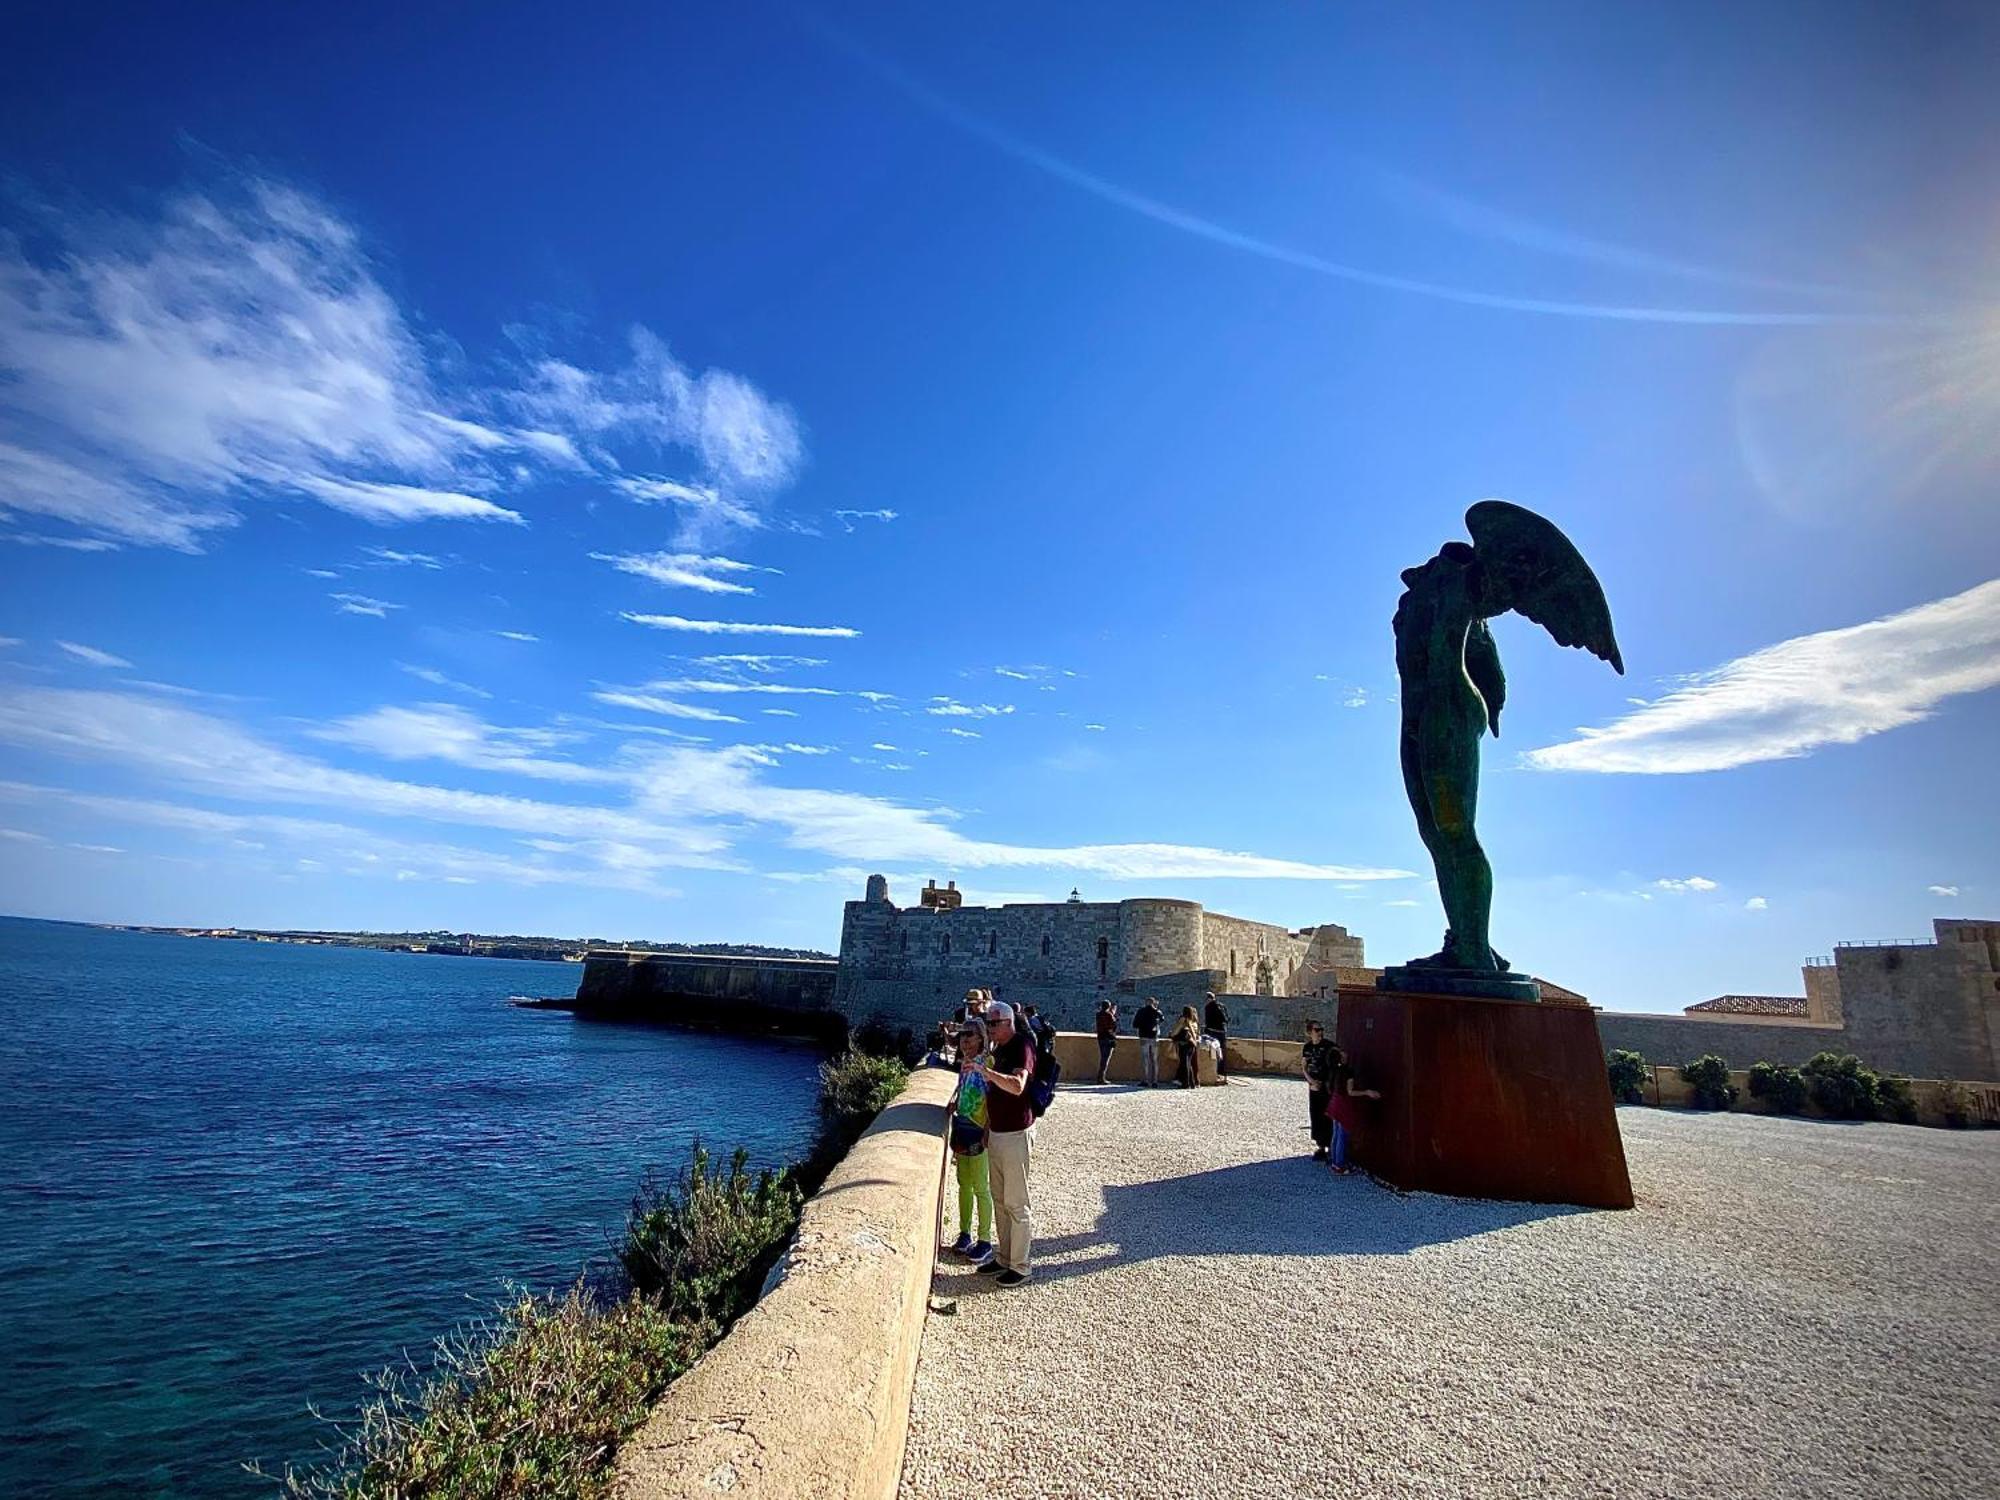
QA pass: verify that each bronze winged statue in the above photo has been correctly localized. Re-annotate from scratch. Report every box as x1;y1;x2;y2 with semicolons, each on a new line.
1383;501;1622;997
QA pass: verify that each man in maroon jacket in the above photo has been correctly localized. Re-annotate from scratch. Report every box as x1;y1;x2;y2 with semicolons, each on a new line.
976;998;1037;1288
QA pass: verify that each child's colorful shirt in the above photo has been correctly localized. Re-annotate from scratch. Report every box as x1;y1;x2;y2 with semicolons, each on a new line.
954;1062;990;1127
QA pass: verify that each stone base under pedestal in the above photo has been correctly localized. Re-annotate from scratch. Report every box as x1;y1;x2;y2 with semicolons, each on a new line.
1336;987;1634;1210
1377;964;1541;1001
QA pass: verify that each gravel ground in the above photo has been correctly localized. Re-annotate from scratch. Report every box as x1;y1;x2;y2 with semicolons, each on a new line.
897;1077;2000;1500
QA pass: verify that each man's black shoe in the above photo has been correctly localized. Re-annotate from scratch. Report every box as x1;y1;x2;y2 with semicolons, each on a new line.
974;1259;1004;1275
995;1268;1031;1289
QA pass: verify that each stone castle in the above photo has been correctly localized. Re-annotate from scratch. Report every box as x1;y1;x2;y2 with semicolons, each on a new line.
831;874;1366;1032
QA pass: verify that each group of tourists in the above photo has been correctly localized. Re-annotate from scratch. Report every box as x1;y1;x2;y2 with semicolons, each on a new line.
1092;992;1233;1088
935;991;1384;1292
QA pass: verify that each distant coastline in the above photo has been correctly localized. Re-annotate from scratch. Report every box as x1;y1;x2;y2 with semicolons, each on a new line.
89;921;834;967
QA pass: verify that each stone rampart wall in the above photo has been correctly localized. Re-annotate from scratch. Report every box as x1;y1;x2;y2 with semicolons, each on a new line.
1595;1012;1846;1070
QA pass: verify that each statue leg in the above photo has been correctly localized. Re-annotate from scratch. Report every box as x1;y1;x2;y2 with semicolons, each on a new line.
1425;726;1495;970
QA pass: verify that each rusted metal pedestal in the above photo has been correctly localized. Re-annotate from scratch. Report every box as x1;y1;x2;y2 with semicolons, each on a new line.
1337;988;1634;1210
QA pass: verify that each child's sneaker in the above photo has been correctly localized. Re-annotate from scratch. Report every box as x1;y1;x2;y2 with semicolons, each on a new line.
965;1240;994;1267
947;1232;973;1257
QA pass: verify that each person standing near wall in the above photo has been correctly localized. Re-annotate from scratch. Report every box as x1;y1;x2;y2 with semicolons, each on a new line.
978;999;1038;1288
948;1019;995;1266
1094;1000;1119;1084
1301;1021;1336;1161
1133;995;1163;1087
1203;992;1230;1082
1172;1005;1202;1089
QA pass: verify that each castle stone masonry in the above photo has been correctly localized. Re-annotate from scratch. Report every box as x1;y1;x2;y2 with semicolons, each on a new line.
833;875;1365;1033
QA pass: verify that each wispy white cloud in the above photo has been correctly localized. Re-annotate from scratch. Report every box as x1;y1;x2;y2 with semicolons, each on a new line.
291;475;520;526
0;686;1417;885
0;182;523;546
0;529;120;552
517;329;801;495
0;689;731;859
692;653;825;673
0;780;682;896
591;550;775;595
1744;896;1769;910
1526;579;2000;774
832;507;898;531
0;637;19;648
363;547;444;569
761;708;799;718
330;593;401;618
1655;876;1719;893
313;703;610;783
494;630;538;643
588;690;746;725
622;613;859;639
944;727;981;739
397;663;491;699
55;640;133;669
927;698;1014;718
0;826;50;842
642;677;838;698
0;175;801;549
1929;884;1960;897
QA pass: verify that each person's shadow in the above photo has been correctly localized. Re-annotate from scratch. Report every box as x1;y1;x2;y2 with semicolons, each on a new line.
947;1154;1590;1289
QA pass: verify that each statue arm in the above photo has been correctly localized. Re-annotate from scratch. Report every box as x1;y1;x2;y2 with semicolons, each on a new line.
1465;619;1507;736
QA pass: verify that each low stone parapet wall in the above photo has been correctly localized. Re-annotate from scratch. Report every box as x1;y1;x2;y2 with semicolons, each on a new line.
1632;1065;2000;1127
1047;1031;1218;1085
614;1067;955;1500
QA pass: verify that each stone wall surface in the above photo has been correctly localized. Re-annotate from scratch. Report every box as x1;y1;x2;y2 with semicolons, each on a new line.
1835;931;1997;1082
614;1068;953;1500
1596;1012;1846;1070
574;953;843;1041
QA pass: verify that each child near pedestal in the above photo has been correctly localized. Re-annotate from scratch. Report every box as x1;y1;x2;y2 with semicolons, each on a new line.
1325;1045;1384;1174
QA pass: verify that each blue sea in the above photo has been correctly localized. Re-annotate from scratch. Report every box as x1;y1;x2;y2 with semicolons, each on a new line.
0;917;825;1498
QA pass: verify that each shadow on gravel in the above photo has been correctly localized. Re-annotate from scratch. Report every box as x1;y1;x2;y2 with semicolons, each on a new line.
1023;1155;1590;1285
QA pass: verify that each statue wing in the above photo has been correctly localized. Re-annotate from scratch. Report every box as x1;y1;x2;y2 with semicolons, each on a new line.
1465;500;1624;674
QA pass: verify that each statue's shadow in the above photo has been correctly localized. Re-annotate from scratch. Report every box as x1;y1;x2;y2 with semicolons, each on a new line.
1000;1155;1588;1287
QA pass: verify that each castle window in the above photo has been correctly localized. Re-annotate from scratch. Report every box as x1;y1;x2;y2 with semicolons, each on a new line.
988;931;998;957
1230;949;1237;978
899;930;907;954
1097;936;1109;979
1040;934;1051;958
942;933;951;956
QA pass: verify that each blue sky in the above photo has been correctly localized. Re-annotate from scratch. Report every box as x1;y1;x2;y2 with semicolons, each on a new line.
1;2;1995;1010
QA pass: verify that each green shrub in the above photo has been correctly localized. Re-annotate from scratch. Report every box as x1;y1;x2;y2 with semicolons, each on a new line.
1747;1061;1808;1114
1803;1051;1880;1119
849;1016;921;1064
1875;1075;1919;1125
1606;1049;1649;1104
1677;1054;1738;1110
619;1145;802;1322
261;1284;709;1500
1937;1080;1975;1129
819;1048;911;1127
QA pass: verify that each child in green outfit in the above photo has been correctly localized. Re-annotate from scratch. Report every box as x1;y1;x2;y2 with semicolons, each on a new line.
948;1019;995;1266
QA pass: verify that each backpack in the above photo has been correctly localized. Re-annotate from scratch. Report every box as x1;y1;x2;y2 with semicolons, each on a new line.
1026;1040;1061;1118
